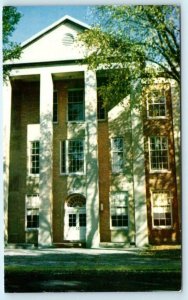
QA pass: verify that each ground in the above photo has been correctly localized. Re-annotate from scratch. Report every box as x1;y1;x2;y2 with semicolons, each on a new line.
4;246;181;292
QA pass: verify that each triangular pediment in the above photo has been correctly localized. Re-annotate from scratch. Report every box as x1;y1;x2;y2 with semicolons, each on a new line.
8;15;90;65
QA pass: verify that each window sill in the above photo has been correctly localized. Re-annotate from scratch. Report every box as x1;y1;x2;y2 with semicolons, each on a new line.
25;228;39;231
149;170;171;174
60;173;85;176
110;227;129;230
147;116;168;120
152;226;173;230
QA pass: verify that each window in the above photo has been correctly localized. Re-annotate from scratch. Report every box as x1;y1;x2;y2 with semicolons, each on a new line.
110;192;128;228
26;195;40;229
62;33;74;46
152;191;172;228
68;89;84;121
53;91;58;122
27;209;39;229
111;138;124;173
97;94;106;120
149;137;169;171
30;141;40;174
147;89;166;118
60;140;85;174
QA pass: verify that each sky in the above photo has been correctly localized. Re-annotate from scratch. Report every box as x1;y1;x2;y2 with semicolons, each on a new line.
11;6;94;44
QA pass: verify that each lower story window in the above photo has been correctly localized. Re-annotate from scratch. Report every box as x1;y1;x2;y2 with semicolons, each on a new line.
110;192;128;228
26;195;39;229
152;191;172;228
27;208;39;229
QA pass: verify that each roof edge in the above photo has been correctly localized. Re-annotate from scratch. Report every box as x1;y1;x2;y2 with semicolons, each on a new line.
21;15;91;48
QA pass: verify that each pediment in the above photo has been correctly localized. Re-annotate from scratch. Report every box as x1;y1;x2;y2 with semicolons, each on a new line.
8;16;89;65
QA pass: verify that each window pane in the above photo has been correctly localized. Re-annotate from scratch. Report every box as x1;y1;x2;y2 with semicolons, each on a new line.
152;192;172;227
27;208;39;228
68;90;84;121
148;90;166;117
69;214;76;227
111;193;128;227
68;140;84;173
30;141;40;174
150;137;169;170
111;138;124;173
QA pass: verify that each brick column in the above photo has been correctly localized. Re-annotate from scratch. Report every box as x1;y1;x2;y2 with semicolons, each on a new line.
85;69;100;248
131;80;149;247
3;79;12;245
38;71;53;246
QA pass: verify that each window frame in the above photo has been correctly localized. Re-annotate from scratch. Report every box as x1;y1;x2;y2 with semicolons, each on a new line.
151;191;173;229
111;137;124;174
149;136;169;172
110;192;129;230
60;139;85;175
67;88;85;122
25;194;40;231
147;89;167;119
29;141;40;176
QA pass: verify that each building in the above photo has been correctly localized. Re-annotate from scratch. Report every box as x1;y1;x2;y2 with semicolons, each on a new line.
3;15;181;248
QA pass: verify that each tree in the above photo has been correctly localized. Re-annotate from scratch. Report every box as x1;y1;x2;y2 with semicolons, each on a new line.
3;6;22;81
79;5;180;108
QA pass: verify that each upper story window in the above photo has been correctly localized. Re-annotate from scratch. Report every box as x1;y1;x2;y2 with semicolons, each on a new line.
53;90;58;123
149;136;169;171
151;191;172;228
68;89;85;122
147;89;166;118
60;139;85;175
97;95;106;120
30;141;40;175
111;137;124;173
110;192;128;228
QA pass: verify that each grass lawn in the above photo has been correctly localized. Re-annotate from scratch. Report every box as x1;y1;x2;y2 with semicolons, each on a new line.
4;247;182;292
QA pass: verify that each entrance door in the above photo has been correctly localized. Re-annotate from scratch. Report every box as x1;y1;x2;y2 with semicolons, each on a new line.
64;194;86;242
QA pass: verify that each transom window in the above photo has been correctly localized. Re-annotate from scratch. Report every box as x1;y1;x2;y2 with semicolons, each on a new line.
110;192;128;228
68;89;84;121
152;191;172;228
60;140;85;174
147;89;166;118
111;138;124;173
149;136;169;171
30;141;40;174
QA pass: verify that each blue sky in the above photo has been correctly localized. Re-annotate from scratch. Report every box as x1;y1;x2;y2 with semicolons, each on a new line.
11;6;94;44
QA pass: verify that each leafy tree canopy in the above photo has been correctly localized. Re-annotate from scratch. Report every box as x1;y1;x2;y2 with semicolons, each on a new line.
79;5;180;109
3;6;22;81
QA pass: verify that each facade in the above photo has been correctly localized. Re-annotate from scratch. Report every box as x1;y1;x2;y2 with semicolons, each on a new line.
3;16;181;248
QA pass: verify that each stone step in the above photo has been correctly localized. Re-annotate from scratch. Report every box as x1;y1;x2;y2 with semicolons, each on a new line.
99;242;135;248
53;242;86;248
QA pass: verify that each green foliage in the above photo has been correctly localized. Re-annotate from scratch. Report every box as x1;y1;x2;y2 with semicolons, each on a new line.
3;6;22;81
79;5;180;107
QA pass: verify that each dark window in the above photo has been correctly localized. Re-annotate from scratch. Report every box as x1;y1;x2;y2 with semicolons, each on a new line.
27;208;39;228
69;214;76;227
97;95;106;120
79;214;86;227
53;91;58;122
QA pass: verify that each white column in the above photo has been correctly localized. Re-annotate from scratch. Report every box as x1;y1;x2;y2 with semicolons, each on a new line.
3;79;12;245
85;69;100;248
131;80;149;247
38;71;53;246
